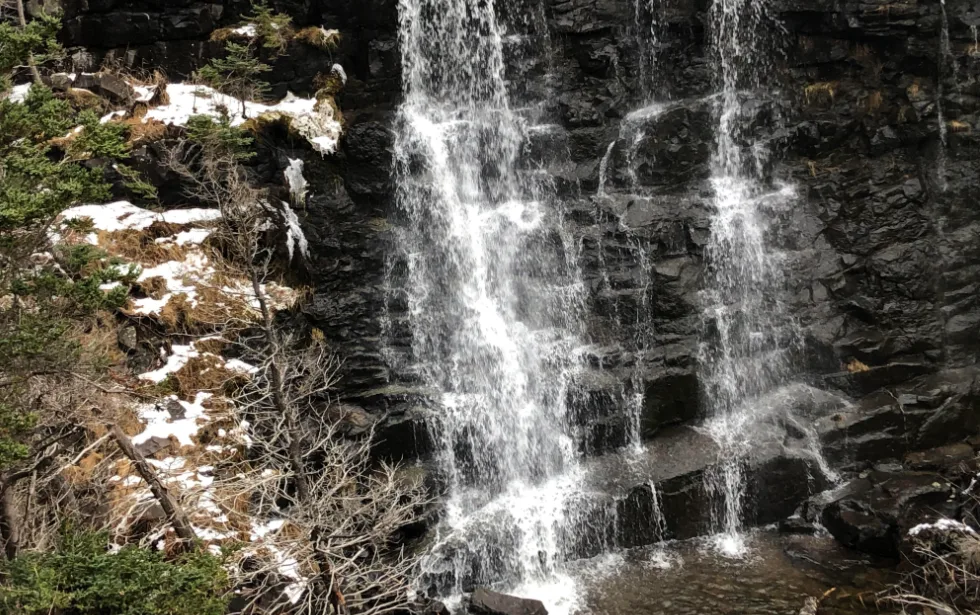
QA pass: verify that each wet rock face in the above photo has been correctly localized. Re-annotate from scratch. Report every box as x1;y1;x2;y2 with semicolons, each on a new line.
55;0;980;400
56;0;980;552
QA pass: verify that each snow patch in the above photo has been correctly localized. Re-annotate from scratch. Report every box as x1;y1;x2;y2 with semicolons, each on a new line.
280;201;309;261
284;158;308;205
143;85;342;155
133;85;157;102
225;359;259;375
233;23;258;37
132;392;211;448
909;518;978;536
331;63;348;85
167;228;212;246
100;110;127;123
130;253;214;315
138;344;198;383
5;83;32;103
60;202;220;235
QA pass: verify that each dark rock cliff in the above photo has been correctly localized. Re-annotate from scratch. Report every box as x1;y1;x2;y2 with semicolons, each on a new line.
50;0;980;549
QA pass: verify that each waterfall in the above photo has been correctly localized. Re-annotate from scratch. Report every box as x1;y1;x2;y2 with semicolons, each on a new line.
632;0;664;102
937;0;961;193
390;0;589;610
700;0;802;556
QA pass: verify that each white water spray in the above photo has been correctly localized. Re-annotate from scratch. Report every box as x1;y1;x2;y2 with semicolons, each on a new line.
390;0;590;611
700;0;803;557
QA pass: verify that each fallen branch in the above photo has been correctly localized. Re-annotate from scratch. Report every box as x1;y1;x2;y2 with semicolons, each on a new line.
110;424;197;546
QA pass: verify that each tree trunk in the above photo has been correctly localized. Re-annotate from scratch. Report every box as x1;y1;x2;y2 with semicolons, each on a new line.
15;0;43;84
0;488;21;561
110;425;197;545
251;273;310;503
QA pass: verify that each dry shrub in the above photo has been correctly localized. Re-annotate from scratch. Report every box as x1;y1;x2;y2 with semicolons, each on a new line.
115;405;146;437
295;26;341;50
63;452;106;486
118;117;170;145
194;337;229;355
210;27;243;42
172;354;241;400
98;229;187;266
881;527;980;613
137;275;170;300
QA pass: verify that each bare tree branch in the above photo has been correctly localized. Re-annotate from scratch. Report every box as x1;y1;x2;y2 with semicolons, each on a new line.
110;425;198;546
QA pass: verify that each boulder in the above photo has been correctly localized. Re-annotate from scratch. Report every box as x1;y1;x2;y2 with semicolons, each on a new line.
469;589;547;615
820;472;960;558
816;367;980;470
116;325;138;353
162;398;185;420
136;435;173;459
72;72;135;104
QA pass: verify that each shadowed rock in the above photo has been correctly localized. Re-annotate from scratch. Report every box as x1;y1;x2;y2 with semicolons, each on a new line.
470;588;547;615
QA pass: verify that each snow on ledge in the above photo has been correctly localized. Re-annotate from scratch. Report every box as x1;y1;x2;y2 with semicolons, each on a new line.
144;84;342;155
60;202;221;235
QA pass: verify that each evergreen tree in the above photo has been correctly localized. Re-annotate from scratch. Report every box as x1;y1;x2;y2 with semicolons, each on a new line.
196;41;271;116
245;0;293;54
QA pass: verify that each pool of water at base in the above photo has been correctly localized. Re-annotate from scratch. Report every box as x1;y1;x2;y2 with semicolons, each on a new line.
574;530;901;615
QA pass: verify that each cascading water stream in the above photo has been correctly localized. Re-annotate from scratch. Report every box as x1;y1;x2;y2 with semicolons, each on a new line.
389;0;589;611
699;0;804;556
937;0;954;191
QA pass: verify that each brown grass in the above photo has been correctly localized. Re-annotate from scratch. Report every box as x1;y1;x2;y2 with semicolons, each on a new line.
948;120;972;133
193;337;229;355
158;293;194;331
172;354;243;400
210;27;242;42
117;117;169;145
136;275;170;300
116;405;146;437
97;229;187;266
75;313;128;371
804;81;839;106
295;26;341;50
